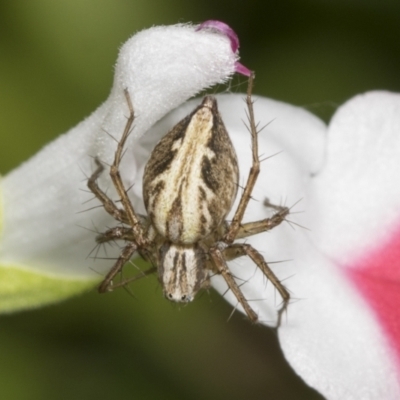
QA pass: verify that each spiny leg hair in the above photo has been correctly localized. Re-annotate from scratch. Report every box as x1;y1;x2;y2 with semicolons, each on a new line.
88;89;151;292
215;74;290;327
89;78;291;327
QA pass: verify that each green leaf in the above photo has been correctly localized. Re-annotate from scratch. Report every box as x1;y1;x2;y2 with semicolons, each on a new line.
0;265;98;314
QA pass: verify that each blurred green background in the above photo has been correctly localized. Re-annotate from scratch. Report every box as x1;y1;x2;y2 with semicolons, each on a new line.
1;1;400;399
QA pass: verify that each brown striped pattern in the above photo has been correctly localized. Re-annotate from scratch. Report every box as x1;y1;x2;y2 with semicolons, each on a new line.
143;96;239;244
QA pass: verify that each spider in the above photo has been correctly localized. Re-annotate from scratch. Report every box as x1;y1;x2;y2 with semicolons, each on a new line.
88;74;290;326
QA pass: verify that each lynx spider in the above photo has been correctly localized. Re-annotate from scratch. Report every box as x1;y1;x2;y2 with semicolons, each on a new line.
88;74;290;326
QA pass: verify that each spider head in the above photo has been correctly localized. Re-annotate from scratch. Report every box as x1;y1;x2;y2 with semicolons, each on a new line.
159;242;209;303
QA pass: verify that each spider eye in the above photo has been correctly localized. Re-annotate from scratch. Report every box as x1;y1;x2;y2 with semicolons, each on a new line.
168;293;173;299
181;295;186;301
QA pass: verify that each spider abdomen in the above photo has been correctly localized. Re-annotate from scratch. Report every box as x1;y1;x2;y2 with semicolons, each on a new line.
143;96;239;244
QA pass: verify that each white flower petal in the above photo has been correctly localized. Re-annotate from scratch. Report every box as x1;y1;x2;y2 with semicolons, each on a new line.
308;91;400;264
281;92;400;399
189;91;400;398
0;23;238;278
3;20;398;397
206;94;326;324
278;243;400;400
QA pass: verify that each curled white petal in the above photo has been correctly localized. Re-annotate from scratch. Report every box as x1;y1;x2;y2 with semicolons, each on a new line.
2;20;398;397
278;91;400;399
0;23;238;277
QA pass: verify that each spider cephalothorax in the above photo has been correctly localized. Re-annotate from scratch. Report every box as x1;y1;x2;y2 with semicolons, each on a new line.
88;75;290;325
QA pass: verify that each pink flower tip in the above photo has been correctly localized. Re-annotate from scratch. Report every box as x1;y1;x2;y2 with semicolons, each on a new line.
196;20;252;77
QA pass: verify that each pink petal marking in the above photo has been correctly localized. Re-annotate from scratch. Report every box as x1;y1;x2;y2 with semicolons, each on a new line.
196;20;252;77
197;20;239;52
234;62;252;77
347;223;400;370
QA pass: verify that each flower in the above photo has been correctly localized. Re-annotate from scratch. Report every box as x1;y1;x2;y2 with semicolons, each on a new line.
0;22;241;310
1;21;400;399
207;87;400;399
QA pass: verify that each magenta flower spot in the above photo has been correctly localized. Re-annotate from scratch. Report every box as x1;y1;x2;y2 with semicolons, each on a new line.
346;228;400;365
5;22;400;398
234;62;252;77
197;20;252;77
197;20;239;52
0;23;241;304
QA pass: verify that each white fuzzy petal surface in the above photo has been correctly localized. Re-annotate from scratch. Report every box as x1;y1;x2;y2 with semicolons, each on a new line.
278;241;400;400
308;91;400;265
189;92;399;399
0;24;237;277
209;94;326;326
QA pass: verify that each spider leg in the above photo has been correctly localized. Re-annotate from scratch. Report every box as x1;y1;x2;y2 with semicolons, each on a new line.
234;201;289;240
224;73;260;244
109;89;149;247
98;242;137;293
96;225;157;291
222;243;290;328
209;246;258;323
96;226;135;244
107;266;157;290
95;210;149;244
87;158;129;224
